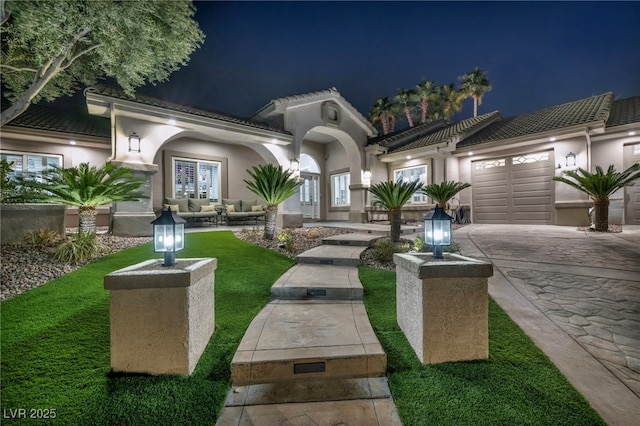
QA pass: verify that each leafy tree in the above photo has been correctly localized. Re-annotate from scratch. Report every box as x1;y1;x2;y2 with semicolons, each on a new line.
18;162;147;234
553;164;640;232
421;181;471;208
244;164;299;240
0;0;204;126
414;79;438;124
368;180;424;242
459;67;492;117
394;88;416;128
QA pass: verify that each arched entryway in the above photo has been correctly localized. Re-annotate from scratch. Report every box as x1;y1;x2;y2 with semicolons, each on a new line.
299;153;321;220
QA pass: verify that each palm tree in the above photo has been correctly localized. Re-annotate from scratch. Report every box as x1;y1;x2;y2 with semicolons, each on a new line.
421;181;471;208
395;88;416;128
415;79;438;124
439;83;465;120
19;162;147;234
244;163;299;240
368;97;393;135
368;180;424;242
459;67;491;117
553;164;640;232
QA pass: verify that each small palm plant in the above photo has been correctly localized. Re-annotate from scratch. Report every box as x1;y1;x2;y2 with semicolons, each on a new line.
19;162;147;234
368;180;424;242
553;164;640;232
244;163;299;240
421;181;471;208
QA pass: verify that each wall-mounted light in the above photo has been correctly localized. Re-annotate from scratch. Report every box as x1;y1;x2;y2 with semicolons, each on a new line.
290;159;300;172
151;207;186;267
565;152;576;167
128;132;141;153
363;170;372;180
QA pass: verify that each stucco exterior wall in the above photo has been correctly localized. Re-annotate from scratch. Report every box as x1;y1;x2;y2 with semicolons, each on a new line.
1;137;109;168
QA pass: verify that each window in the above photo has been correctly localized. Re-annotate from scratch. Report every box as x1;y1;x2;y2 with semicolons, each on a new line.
331;172;350;206
512;152;549;165
394;165;427;203
474;158;505;169
173;158;220;201
1;151;62;183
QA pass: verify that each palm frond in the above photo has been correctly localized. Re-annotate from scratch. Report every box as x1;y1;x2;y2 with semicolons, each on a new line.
368;180;424;210
420;181;471;204
243;164;299;206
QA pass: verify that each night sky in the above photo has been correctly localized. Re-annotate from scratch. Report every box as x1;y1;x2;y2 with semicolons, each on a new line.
137;1;639;122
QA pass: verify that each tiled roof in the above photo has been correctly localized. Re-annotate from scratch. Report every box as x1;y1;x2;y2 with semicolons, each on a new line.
368;120;448;147
2;100;110;138
606;95;640;127
86;85;291;135
457;93;614;148
377;112;501;154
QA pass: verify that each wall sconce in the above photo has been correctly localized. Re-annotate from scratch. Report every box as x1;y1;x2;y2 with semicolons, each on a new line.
424;206;453;259
363;170;372;180
290;159;300;172
565;152;576;167
151;207;186;267
128;132;141;153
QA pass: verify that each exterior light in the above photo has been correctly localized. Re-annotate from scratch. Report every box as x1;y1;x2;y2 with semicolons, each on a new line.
550;137;557;142
128;132;141;153
424;206;453;259
70;140;77;145
629;131;636;136
290;159;300;172
565;152;576;167
151;207;186;267
363;170;372;180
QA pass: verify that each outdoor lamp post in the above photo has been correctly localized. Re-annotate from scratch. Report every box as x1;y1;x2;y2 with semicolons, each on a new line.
424;206;454;259
128;132;141;153
151;207;187;266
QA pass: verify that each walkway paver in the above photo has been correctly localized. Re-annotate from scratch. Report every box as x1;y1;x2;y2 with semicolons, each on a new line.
216;231;402;425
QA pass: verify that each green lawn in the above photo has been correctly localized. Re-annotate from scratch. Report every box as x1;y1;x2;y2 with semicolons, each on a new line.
2;232;605;425
1;231;294;425
359;266;605;425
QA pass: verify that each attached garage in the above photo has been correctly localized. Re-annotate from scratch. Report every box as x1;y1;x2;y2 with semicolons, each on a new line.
472;151;554;224
624;143;640;224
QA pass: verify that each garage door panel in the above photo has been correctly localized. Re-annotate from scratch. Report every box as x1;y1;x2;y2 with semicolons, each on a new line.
472;151;553;224
512;196;552;206
624;144;640;224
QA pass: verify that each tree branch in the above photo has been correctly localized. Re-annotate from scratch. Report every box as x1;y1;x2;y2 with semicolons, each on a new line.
61;43;100;70
0;64;38;73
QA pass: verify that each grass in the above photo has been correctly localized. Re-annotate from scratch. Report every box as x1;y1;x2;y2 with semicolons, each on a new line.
2;232;605;425
1;231;294;425
359;266;605;426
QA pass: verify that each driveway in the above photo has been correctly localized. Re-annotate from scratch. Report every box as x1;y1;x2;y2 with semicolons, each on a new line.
454;224;640;425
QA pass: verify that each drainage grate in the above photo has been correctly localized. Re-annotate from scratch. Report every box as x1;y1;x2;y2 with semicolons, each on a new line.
294;362;326;374
307;288;327;297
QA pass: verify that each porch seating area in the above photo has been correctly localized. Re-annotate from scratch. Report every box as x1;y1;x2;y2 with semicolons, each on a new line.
220;198;265;225
163;197;219;226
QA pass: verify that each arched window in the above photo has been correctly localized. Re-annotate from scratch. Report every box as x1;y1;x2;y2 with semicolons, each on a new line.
300;153;320;174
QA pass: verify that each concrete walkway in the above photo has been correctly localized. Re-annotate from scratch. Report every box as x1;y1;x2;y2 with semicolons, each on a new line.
455;224;640;426
216;231;402;425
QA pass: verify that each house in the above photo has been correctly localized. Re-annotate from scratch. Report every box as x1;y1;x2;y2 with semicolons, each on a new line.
2;87;638;236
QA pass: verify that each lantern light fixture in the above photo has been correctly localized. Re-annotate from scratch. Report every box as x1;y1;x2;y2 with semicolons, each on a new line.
290;159;300;172
424;206;454;259
565;152;576;167
151;207;187;266
128;132;141;153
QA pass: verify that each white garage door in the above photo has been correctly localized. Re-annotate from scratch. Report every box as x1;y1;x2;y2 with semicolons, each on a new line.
624;143;640;224
472;151;554;224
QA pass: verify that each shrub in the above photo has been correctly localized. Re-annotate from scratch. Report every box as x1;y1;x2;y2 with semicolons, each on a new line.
277;231;294;252
372;239;402;263
54;232;107;262
307;229;320;239
24;229;61;246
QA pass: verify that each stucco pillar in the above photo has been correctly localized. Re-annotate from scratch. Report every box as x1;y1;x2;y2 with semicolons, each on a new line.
109;161;158;237
104;258;217;376
348;183;368;223
393;252;493;364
